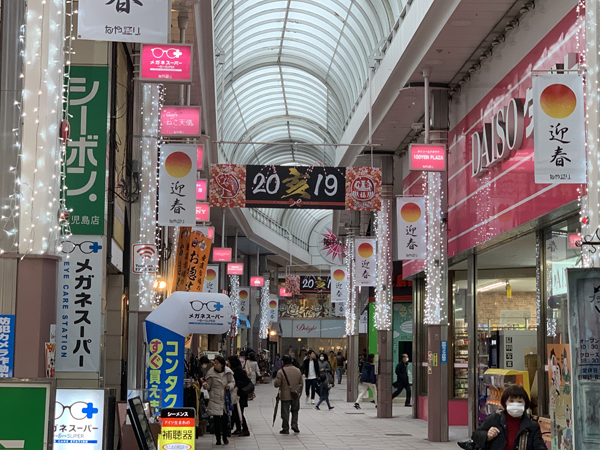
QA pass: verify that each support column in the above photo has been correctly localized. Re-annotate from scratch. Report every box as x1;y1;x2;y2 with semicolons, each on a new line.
466;254;478;435
346;211;360;403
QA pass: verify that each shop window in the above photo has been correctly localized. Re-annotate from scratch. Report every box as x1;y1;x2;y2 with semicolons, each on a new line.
452;271;468;398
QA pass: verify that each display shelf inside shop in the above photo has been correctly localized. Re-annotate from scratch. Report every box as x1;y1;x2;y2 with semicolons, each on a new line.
480;369;530;418
454;326;469;398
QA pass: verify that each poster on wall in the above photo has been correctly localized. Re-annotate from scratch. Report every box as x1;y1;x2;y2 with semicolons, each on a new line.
57;236;103;372
78;0;170;44
267;298;279;323
54;389;105;449
354;238;377;287
396;197;426;260
66;66;108;236
158;144;196;226
202;265;219;293
0;315;15;378
238;287;250;317
547;344;573;450
533;74;585;184
173;228;213;292
330;266;348;302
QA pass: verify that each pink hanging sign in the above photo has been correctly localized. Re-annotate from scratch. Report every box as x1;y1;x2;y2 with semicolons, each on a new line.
195;202;210;222
161;106;201;137
196;179;208;201
140;44;192;82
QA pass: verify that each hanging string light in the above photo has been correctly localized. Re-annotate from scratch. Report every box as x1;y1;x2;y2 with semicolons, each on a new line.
259;278;270;339
425;172;446;324
374;198;392;330
345;237;356;335
229;274;240;336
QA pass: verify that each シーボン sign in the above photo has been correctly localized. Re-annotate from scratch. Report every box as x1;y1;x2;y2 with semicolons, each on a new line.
140;44;192;83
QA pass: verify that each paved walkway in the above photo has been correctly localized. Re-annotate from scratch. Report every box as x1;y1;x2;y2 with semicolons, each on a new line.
195;377;468;450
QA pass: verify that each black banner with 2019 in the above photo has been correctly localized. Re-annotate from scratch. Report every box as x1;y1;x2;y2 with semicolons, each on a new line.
245;165;346;209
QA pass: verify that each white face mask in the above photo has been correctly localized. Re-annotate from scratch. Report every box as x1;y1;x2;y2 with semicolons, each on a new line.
202;364;208;369
320;356;324;361
506;402;525;418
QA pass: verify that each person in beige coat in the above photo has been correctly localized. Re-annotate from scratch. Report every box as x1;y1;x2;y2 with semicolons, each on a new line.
202;356;235;445
274;355;303;434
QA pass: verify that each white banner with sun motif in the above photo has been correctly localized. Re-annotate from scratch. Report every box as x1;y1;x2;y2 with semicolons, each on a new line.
354;238;377;287
202;265;219;293
330;266;348;303
533;74;585;184
238;287;250;316
158;144;197;226
267;297;279;323
397;197;426;260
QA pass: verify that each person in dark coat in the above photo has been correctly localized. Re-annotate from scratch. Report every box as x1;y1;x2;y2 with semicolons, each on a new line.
471;385;546;450
227;356;251;437
392;353;412;406
301;350;319;404
354;354;377;409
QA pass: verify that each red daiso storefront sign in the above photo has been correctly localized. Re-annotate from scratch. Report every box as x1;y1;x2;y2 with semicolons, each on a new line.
403;10;582;277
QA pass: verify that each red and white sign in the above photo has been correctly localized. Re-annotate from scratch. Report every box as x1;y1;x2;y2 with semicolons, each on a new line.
160;106;201;137
212;248;232;262
409;144;446;171
197;145;204;170
132;243;158;274
251;276;264;287
140;44;192;82
227;263;244;275
196;179;208;201
195;226;214;240
195;202;210;222
279;287;292;297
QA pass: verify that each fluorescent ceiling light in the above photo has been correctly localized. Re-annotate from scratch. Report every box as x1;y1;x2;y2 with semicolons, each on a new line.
477;281;506;292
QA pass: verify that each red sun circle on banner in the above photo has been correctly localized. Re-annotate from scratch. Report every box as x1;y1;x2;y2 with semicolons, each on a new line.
269;300;277;309
400;202;422;223
358;243;374;258
333;269;346;281
239;290;248;299
540;84;577;119
205;269;217;281
165;151;193;178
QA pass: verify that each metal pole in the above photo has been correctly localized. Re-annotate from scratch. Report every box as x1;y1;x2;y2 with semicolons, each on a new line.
423;67;431;145
369;67;374;167
178;8;188;107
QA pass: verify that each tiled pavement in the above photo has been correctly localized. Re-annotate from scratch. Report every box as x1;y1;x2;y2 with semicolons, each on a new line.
195;377;468;450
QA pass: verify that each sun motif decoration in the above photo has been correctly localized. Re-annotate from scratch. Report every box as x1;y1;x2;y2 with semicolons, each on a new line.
319;227;346;263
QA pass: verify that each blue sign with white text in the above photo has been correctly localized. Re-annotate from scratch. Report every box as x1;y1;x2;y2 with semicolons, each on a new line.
441;340;448;364
0;315;15;377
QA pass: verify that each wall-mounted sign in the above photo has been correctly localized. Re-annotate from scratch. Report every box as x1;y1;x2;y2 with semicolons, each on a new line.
533;74;585;184
227;263;244;276
354;238;377;287
330;266;348;302
396;197;426;260
212;248;232;262
158;144;196;226
132;243;158;274
195;202;210;222
57;237;103;372
292;320;321;338
0;315;15;377
140;44;192;83
202;265;219;293
54;389;105;450
196;179;208;201
409;144;446;171
160;106;201;137
299;275;331;293
77;0;170;44
210;164;381;210
251;276;264;287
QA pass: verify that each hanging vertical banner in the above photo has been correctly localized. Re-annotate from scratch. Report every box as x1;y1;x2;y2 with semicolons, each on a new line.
57;236;103;372
78;0;170;44
354;238;377;287
158;144;197;226
0;315;15;378
330;266;348;303
174;228;191;291
173;228;212;292
396;197;427;260
267;298;279;323
333;302;345;317
533;74;585;184
202;265;219;293
66;66;109;236
238;287;250;317
285;275;300;295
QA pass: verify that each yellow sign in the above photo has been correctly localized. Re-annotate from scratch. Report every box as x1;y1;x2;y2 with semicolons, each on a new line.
159;408;196;450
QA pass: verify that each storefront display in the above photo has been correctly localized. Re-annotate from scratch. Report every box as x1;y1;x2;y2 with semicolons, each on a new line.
479;369;530;424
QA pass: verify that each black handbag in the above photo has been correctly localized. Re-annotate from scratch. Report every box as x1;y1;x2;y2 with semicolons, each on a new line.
457;440;483;450
241;380;255;393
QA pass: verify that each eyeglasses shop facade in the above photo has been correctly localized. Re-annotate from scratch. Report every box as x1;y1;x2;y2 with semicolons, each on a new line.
403;3;581;441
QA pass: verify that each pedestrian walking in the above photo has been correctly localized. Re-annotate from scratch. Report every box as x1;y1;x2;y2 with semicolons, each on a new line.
315;374;334;410
335;351;346;384
328;351;337;386
318;352;333;386
354;353;377;409
272;353;282;380
227;356;252;437
301;350;319;404
202;356;235;445
274;355;303;435
244;351;260;385
392;353;412;407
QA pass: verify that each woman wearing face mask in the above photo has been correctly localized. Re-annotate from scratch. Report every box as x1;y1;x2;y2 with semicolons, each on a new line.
471;385;546;450
202;356;235;445
318;353;333;386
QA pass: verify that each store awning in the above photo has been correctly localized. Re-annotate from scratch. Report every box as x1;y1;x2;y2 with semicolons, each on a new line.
237;315;251;328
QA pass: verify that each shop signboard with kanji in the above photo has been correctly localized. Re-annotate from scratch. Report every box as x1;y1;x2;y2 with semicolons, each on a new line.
160;107;201;137
354;238;377;287
158;408;195;450
330;266;348;303
173;228;212;292
78;0;170;44
396;197;426;260
210;164;381;210
533;74;585;184
66;66;109;236
158;144;196;226
0;315;15;378
54;389;105;449
146;322;184;409
57;237;103;372
140;44;192;83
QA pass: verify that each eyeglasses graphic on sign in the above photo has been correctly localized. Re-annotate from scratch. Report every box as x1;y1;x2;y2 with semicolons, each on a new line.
60;240;103;254
150;47;183;59
189;301;224;312
55;401;99;420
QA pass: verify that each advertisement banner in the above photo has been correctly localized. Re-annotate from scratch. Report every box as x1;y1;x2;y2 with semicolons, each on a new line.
238;287;250;317
202;265;219;293
57;236;103;372
160;107;201;137
0;315;15;378
78;0;170;44
330;266;348;303
533;74;585;184
66;66;108;236
397;197;426;260
174;228;191;290
267;298;279;323
45;343;56;378
177;230;212;292
54;389;105;449
409;144;447;171
158;408;195;449
345;167;382;211
299;275;330;293
547;344;573;450
158;144;196;226
285;275;300;295
354;238;377;287
140;44;192;83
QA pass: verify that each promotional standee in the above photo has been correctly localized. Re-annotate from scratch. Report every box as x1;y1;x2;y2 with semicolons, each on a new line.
145;292;233;408
158;408;195;450
54;389;106;449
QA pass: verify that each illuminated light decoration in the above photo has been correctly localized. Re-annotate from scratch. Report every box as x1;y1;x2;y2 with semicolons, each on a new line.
536;233;541;327
320;227;345;262
229;275;240;337
374;197;393;330
345;237;356;335
259;278;271;339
